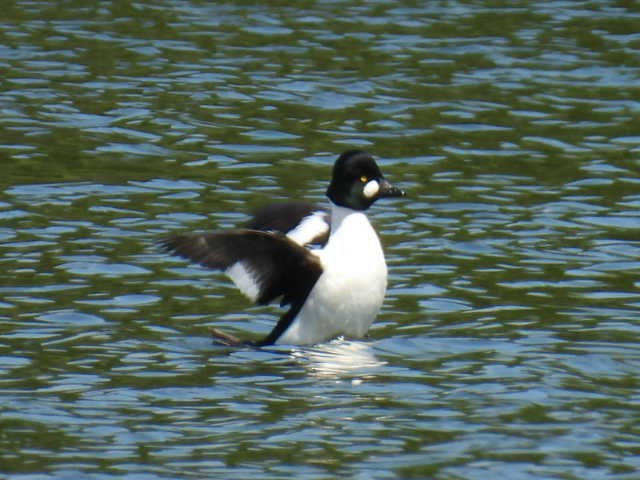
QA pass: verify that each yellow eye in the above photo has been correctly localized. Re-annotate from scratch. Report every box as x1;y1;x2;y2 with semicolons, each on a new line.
360;175;368;183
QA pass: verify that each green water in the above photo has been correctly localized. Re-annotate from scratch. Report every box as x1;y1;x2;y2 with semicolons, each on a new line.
2;1;639;479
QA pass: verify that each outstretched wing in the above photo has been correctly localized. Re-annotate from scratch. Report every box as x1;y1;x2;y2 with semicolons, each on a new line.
161;230;323;345
161;230;323;307
248;202;330;247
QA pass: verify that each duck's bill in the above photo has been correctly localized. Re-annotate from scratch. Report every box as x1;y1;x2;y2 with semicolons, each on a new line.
378;178;405;198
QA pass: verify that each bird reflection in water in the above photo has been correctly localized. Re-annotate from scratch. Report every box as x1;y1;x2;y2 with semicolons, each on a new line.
290;339;386;380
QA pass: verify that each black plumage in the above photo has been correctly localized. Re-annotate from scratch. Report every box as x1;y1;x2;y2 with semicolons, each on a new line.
160;230;323;345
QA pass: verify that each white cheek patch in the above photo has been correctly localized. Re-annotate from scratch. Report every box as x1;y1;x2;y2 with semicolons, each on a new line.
363;180;380;199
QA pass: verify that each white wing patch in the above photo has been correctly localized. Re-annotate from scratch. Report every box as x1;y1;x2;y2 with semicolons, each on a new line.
286;211;329;246
225;261;260;302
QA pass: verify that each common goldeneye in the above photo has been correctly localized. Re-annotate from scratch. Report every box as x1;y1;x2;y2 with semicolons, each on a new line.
161;150;405;346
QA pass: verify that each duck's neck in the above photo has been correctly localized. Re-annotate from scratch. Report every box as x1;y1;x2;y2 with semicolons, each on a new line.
330;203;356;227
327;203;379;251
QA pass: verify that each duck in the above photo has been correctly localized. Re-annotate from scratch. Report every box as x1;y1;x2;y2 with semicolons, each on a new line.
161;150;405;346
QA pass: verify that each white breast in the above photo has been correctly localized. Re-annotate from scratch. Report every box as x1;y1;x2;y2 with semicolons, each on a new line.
276;205;388;345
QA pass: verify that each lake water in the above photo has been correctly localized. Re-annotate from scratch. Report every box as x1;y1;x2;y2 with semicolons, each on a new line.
2;1;640;479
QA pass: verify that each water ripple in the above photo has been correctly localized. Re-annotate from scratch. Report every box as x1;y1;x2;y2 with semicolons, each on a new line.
1;1;640;479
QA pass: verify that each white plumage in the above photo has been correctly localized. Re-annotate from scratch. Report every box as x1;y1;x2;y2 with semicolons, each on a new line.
286;211;329;246
276;205;387;345
225;262;260;303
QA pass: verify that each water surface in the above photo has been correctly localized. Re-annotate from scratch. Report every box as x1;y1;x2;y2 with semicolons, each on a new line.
2;1;640;479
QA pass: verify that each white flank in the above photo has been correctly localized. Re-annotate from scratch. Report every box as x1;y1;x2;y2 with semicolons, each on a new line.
286;211;329;246
226;262;260;302
276;204;388;345
363;180;380;199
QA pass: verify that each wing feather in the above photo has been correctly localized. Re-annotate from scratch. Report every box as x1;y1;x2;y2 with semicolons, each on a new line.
160;230;322;307
248;202;330;247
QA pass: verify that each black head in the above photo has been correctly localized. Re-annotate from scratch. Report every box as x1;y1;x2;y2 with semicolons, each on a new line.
326;150;405;211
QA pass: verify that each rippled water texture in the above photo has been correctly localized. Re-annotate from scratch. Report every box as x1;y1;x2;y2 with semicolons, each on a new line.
2;1;640;479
